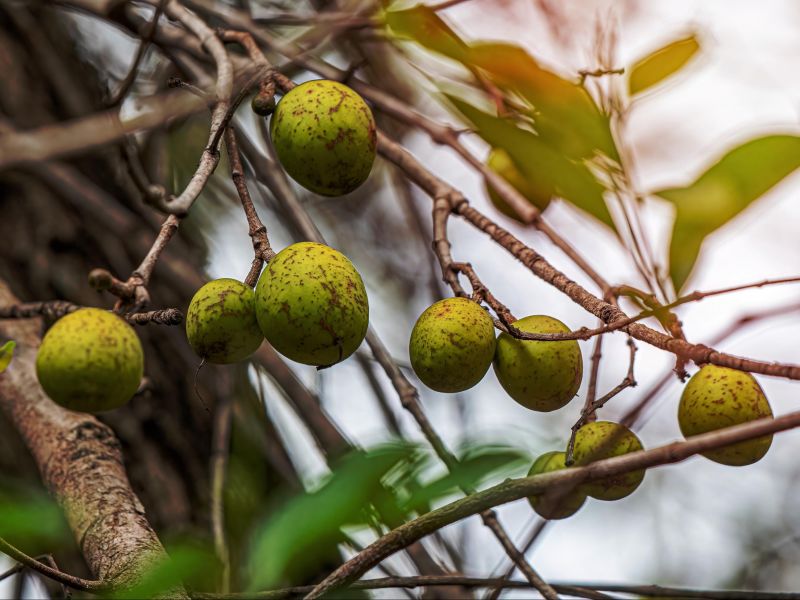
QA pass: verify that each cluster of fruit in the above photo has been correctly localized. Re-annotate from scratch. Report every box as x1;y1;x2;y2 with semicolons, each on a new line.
407;297;775;519
35;241;370;412
34;78;380;413
186;241;369;368
31;78;775;524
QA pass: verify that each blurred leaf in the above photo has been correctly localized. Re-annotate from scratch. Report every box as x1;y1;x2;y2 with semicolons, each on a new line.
0;341;15;373
382;10;618;162
467;42;618;160
384;5;469;62
655;135;800;290
629;35;700;96
246;443;417;590
225;364;301;582
0;496;68;545
405;447;527;513
113;546;212;600
446;95;614;230
167;116;229;194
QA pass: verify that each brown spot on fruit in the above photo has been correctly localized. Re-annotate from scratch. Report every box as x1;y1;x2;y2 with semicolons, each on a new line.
255;242;369;367
409;297;496;393
678;364;773;466
269;79;376;196
36;308;144;413
493;315;582;412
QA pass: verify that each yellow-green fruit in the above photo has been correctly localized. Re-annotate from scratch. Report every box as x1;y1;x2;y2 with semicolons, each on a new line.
485;148;552;222
493;315;582;411
572;421;644;501
270;80;376;196
36;308;143;413
255;242;369;366
409;298;496;393
185;278;263;364
527;451;586;520
679;365;773;466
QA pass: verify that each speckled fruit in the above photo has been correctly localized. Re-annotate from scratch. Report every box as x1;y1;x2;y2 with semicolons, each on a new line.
185;278;263;364
679;364;773;466
492;315;582;412
527;451;586;520
270;80;376;196
409;298;496;393
572;421;645;501
485;148;552;222
36;308;143;413
255;242;369;366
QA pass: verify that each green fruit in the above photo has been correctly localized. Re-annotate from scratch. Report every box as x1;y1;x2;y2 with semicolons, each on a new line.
485;148;552;222
493;315;582;411
185;278;263;364
679;364;773;466
36;308;143;413
255;242;369;366
270;80;376;196
527;451;586;520
409;297;496;393
251;92;276;116
572;421;645;501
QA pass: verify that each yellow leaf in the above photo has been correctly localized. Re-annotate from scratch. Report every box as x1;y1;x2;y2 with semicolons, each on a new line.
0;341;16;373
629;35;700;96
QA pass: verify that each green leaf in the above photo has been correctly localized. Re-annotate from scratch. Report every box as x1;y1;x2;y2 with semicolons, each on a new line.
654;135;800;290
0;341;15;373
629;35;700;96
0;497;68;545
113;546;212;600
246;444;418;590
445;95;614;230
384;5;469;62
405;447;527;513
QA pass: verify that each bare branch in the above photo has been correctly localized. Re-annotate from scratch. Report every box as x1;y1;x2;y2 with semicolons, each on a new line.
0;301;183;326
108;0;168;106
224;127;275;287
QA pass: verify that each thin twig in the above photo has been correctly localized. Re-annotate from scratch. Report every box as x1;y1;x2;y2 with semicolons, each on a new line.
210;394;233;594
485;519;548;600
0;538;106;593
585;332;604;407
0;301;183;325
108;0;168;106
566;338;637;464
224;126;275;287
622;301;800;428
157;0;233;215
